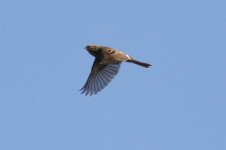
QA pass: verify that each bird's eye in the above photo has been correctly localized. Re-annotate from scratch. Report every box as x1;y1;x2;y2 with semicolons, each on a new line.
87;45;94;49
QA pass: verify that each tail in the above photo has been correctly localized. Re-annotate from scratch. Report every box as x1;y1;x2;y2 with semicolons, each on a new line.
127;59;151;68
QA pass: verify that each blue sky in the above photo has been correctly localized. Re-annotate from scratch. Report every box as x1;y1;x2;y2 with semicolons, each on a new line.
0;0;225;149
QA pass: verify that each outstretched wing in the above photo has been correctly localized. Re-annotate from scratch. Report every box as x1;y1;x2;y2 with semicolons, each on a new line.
80;58;120;96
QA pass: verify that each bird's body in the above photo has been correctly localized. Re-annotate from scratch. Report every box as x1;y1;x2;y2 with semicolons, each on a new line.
80;44;151;96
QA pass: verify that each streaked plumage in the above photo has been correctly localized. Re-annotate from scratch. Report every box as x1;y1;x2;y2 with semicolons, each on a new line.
80;44;151;96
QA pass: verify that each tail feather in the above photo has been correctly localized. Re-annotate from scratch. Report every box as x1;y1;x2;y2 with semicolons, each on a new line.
127;59;151;68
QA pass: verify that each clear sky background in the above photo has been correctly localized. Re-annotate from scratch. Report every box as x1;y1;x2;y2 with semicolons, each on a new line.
0;0;225;149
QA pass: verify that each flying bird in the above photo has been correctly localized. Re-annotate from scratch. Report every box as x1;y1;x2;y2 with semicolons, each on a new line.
80;44;151;96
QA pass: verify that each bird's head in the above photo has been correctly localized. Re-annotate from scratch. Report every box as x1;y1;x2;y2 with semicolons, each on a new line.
85;44;101;57
85;44;98;51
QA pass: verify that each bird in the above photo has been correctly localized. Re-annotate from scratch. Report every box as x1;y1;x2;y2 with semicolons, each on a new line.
80;44;151;96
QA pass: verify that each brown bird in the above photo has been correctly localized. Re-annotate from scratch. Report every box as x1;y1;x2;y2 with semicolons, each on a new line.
80;44;151;96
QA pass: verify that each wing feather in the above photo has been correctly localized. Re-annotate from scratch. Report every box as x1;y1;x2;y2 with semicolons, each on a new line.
80;59;120;96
